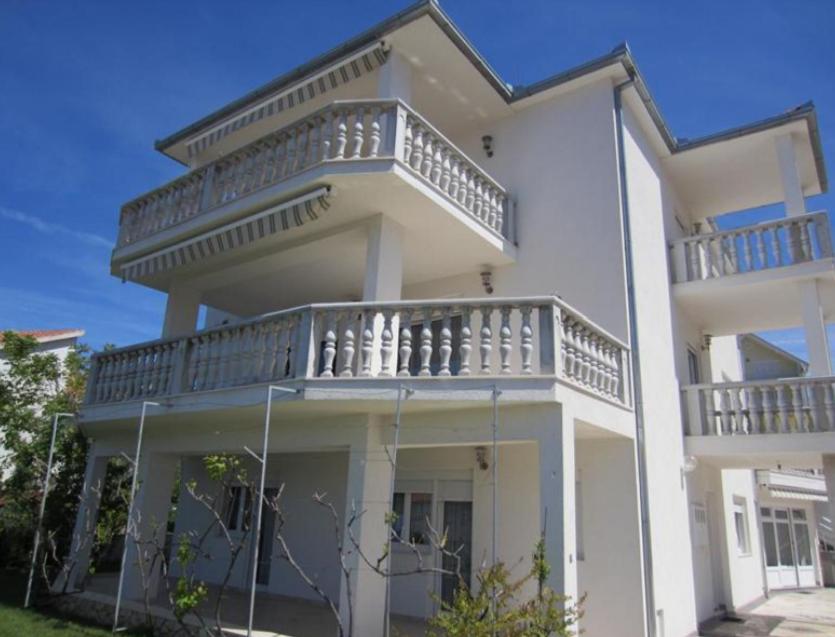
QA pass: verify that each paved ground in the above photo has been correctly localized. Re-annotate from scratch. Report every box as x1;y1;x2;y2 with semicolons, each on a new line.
702;589;835;637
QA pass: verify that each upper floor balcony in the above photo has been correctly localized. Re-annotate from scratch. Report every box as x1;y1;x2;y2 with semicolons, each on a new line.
669;212;835;335
112;99;516;296
682;376;835;466
81;296;633;433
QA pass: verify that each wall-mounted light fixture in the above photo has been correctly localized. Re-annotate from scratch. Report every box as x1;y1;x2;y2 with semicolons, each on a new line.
480;270;494;295
475;446;489;471
482;135;494;158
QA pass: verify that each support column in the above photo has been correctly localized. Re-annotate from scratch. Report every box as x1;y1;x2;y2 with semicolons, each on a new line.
339;417;394;637
362;215;403;302
801;280;832;376
162;281;201;338
122;453;179;601
56;450;109;592
775;134;806;217
537;403;578;602
823;456;835;563
377;51;412;101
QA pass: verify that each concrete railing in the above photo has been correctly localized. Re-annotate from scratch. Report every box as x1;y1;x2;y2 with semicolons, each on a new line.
670;212;832;283
682;376;835;436
86;297;629;407
117;99;510;248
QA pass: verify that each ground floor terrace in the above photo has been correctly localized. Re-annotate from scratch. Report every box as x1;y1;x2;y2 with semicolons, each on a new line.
65;400;645;636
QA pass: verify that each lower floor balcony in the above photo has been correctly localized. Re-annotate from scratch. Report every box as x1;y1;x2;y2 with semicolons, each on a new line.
82;296;632;432
682;376;835;466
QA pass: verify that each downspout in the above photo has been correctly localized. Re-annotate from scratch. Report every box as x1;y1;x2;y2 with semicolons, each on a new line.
613;79;657;637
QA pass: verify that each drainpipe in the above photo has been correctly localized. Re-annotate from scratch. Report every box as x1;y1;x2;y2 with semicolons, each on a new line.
613;79;657;637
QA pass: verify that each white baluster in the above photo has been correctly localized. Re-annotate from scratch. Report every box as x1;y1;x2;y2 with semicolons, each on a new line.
421;135;434;178
402;116;413;165
351;106;365;158
380;309;395;377
480;306;493;374
360;310;375;377
321;112;334;160
431;143;443;185
449;158;460;200
459;306;472;376
410;125;424;170
368;107;382;158
419;308;433;377
520;305;533;375
334;110;348;159
340;312;356;378
319;312;338;378
440;149;451;193
499;306;512;375
438;308;453;376
398;309;414;377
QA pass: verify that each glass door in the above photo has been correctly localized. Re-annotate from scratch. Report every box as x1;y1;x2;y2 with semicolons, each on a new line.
761;507;814;589
440;501;473;605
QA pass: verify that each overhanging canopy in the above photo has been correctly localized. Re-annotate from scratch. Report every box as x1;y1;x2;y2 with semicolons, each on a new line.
185;43;388;159
120;187;333;281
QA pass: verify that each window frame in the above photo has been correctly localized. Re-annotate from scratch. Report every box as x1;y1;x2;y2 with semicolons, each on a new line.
390;491;434;549
732;496;751;557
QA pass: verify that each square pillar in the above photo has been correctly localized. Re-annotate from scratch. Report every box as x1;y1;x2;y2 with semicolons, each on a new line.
122;453;179;601
801;280;832;376
378;51;412;102
537;404;578;601
362;215;403;302
162;281;201;338
775;133;806;217
55;450;109;592
339;417;394;637
824;455;835;534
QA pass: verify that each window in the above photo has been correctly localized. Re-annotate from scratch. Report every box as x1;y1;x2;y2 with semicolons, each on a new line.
733;497;751;556
224;486;252;532
390;492;433;545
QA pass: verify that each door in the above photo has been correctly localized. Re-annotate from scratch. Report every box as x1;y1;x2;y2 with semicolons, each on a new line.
440;501;473;605
690;503;716;619
761;507;814;589
256;488;279;586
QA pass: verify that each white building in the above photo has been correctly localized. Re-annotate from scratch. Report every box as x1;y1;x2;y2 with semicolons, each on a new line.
68;2;835;635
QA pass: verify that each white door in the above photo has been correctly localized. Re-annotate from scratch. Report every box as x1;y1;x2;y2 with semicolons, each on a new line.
690;503;716;619
761;507;814;589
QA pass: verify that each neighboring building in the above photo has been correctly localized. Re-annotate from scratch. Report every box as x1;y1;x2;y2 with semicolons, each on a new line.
0;328;85;476
66;2;834;636
739;333;808;381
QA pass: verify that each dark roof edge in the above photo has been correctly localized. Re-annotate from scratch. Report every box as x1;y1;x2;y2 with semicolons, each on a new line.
673;102;828;194
154;0;511;154
154;2;828;196
155;0;435;152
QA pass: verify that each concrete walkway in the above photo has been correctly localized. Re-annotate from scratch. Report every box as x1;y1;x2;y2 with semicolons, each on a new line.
702;589;835;636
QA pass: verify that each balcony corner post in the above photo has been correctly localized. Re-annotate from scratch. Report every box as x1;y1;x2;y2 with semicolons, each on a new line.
168;338;190;395
84;355;100;405
684;387;704;436
537;302;560;376
198;165;216;212
293;310;317;380
390;103;408;162
671;241;688;284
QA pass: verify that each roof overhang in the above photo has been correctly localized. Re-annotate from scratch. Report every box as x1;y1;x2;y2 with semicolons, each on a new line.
152;0;829;213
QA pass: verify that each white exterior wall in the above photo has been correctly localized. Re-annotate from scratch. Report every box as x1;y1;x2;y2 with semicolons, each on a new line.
406;79;629;341
621;101;698;637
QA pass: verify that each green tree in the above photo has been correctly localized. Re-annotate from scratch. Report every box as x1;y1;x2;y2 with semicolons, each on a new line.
0;331;90;576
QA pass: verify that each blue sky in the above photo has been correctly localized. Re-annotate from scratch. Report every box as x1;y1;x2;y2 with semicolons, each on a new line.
1;0;833;359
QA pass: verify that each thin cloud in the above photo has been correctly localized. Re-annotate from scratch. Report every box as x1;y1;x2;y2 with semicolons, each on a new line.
0;205;112;249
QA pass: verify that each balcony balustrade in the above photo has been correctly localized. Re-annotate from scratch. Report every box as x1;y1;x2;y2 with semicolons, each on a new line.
683;376;835;437
670;212;832;284
85;297;629;408
117;99;510;250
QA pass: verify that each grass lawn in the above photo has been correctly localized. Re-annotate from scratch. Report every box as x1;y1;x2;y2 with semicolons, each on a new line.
0;570;146;637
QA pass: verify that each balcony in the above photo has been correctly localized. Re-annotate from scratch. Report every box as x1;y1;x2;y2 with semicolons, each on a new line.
682;377;835;465
113;99;516;292
83;296;631;424
670;212;835;334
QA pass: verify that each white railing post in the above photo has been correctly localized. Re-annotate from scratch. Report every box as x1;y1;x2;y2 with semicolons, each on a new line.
292;309;317;380
85;355;101;405
168;338;190;395
684;387;705;436
198;165;215;212
537;303;560;376
671;240;688;283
